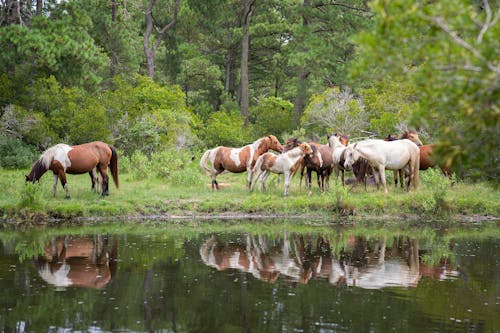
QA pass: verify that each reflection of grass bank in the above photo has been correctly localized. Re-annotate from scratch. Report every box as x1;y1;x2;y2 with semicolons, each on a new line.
0;167;498;225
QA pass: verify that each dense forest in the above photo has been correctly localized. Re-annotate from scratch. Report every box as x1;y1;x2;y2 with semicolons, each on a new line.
0;0;498;182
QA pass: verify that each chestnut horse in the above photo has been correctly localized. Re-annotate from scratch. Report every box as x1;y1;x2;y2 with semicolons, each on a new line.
344;139;420;193
251;143;313;196
283;137;342;195
200;135;283;190
26;141;119;198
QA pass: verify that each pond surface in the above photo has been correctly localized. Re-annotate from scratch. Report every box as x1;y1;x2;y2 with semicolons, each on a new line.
0;221;499;332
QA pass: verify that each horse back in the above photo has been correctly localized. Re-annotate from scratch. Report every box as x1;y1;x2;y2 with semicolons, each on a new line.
66;141;111;174
214;146;249;173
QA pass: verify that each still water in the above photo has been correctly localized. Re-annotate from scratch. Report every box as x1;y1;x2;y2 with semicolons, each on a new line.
0;221;499;332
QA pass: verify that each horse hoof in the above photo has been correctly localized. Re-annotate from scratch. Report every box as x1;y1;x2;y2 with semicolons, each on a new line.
65;196;71;200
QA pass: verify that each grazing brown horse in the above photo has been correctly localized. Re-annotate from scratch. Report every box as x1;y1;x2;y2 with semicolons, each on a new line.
26;141;119;198
200;135;283;190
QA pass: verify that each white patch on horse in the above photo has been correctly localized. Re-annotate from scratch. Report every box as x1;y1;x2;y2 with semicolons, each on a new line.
316;150;323;168
229;148;243;167
41;144;72;170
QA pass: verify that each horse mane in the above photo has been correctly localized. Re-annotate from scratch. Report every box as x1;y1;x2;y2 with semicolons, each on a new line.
40;144;71;169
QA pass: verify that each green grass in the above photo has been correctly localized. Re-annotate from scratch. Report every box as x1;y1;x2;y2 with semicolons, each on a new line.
0;166;499;225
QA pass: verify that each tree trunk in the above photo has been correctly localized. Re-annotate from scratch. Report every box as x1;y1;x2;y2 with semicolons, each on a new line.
36;0;43;16
240;0;254;126
110;0;119;77
293;0;311;128
143;0;180;79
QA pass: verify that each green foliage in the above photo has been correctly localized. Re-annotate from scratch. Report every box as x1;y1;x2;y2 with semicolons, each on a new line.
17;183;42;210
102;76;198;154
249;97;294;139
31;76;110;145
351;0;500;182
120;149;204;186
0;135;37;169
360;79;418;137
202;111;251;148
0;3;107;92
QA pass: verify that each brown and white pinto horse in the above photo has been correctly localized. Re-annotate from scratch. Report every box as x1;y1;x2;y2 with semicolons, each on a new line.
200;135;283;190
26;141;119;198
251;143;313;196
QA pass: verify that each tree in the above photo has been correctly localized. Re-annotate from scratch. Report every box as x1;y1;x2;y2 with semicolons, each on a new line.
351;0;500;181
239;0;255;126
301;87;367;140
144;0;180;79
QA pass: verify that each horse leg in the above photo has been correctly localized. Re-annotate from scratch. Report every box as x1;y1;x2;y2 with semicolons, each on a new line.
261;171;270;192
378;166;388;194
307;169;313;196
393;170;398;188
99;165;110;196
246;170;253;190
284;172;291;196
52;174;58;197
57;170;70;199
316;172;322;194
89;171;96;192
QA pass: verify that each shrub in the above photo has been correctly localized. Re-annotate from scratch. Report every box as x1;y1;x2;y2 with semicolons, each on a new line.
0;135;37;169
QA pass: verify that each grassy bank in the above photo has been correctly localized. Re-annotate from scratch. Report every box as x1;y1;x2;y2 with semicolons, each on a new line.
0;164;498;225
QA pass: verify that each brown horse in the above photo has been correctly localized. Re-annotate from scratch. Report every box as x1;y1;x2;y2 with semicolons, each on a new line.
284;137;338;195
419;144;451;176
26;141;119;198
200;135;283;190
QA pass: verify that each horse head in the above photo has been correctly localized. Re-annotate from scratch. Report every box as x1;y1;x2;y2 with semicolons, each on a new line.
299;143;313;157
343;144;360;170
336;132;349;146
25;159;47;183
267;135;284;153
403;130;423;146
283;137;302;152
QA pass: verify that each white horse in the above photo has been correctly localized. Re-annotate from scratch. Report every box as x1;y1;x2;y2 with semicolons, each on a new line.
251;143;313;196
327;134;349;186
343;139;420;193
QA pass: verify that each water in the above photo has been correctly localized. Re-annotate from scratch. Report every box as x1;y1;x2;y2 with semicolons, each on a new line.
0;222;499;332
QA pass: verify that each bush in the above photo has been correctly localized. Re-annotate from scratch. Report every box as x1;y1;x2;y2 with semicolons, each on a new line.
120;149;204;186
0;135;37;169
202;111;251;148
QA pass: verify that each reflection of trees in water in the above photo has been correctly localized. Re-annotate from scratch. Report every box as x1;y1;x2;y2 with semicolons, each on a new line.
33;235;118;289
200;232;459;288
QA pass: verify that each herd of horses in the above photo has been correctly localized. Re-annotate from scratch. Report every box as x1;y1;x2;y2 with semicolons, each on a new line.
200;131;450;196
25;130;448;198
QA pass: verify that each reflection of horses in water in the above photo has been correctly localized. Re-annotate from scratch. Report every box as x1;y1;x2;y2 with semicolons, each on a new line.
200;233;459;288
33;235;118;289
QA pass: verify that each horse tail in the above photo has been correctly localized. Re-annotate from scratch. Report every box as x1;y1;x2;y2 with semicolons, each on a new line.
109;145;119;189
200;149;214;175
250;155;265;191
